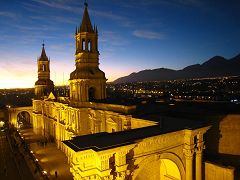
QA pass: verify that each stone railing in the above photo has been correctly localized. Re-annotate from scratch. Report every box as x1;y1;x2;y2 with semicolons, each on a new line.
70;101;136;114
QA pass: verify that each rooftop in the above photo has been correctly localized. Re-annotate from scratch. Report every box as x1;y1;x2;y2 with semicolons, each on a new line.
63;116;207;152
63;101;240;153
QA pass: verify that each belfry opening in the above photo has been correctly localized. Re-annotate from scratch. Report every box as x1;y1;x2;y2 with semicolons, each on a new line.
88;87;95;101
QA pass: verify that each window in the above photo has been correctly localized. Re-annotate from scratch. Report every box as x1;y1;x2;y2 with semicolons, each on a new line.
88;40;91;51
82;39;85;50
42;64;46;71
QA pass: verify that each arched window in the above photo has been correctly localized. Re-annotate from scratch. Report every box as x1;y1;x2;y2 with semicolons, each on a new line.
88;40;91;52
88;87;95;101
42;64;46;71
82;39;85;50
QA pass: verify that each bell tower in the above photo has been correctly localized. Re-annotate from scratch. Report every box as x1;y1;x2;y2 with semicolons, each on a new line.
34;43;54;99
69;2;106;102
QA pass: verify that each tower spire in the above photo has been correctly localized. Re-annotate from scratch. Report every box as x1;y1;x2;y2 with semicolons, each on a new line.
80;0;93;32
40;40;47;60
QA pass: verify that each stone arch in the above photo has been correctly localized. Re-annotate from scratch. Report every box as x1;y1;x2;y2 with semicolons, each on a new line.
17;111;32;128
88;87;95;101
8;107;33;128
158;152;185;179
131;152;185;180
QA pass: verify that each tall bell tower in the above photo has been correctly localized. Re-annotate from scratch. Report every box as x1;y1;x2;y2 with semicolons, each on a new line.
69;2;106;102
34;43;54;99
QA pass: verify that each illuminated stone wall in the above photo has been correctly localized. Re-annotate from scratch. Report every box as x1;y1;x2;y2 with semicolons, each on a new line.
205;161;234;180
65;127;210;180
32;99;157;153
218;114;240;155
131;118;158;129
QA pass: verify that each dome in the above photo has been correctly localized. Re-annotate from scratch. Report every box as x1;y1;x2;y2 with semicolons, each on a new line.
35;79;54;86
70;68;105;80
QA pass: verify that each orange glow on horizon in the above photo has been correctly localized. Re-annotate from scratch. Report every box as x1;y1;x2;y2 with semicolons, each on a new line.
0;74;122;89
0;79;35;89
0;61;134;89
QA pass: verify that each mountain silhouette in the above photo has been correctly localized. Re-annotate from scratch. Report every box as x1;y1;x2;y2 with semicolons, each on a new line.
114;54;240;83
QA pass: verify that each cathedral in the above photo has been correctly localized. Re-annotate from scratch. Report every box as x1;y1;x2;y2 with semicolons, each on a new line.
14;2;214;180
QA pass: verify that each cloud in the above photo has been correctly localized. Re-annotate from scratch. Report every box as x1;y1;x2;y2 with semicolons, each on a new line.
174;0;203;6
30;0;81;13
0;11;17;19
30;15;78;25
92;10;133;27
93;10;125;21
157;0;204;8
49;44;71;51
116;0;203;9
26;1;133;27
0;60;36;80
13;24;56;32
133;30;165;40
100;31;129;46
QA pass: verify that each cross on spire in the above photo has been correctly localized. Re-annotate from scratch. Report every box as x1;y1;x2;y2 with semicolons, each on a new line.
40;40;47;59
84;0;88;7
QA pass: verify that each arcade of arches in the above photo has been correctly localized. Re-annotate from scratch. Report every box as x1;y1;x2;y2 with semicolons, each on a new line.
17;111;31;128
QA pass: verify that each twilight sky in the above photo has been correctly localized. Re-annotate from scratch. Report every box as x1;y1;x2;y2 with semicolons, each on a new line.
0;0;240;88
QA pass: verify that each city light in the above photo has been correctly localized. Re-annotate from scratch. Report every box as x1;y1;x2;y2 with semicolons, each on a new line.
0;121;4;127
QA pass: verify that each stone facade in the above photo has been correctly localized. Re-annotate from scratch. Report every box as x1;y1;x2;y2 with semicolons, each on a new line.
64;127;210;180
205;162;234;180
217;114;240;155
32;98;157;152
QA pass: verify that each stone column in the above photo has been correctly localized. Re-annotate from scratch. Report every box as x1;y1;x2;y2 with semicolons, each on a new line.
184;130;194;180
114;151;128;180
196;133;204;180
184;149;194;180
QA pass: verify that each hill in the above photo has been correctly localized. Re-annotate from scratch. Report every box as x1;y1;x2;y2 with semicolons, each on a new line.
114;54;240;83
